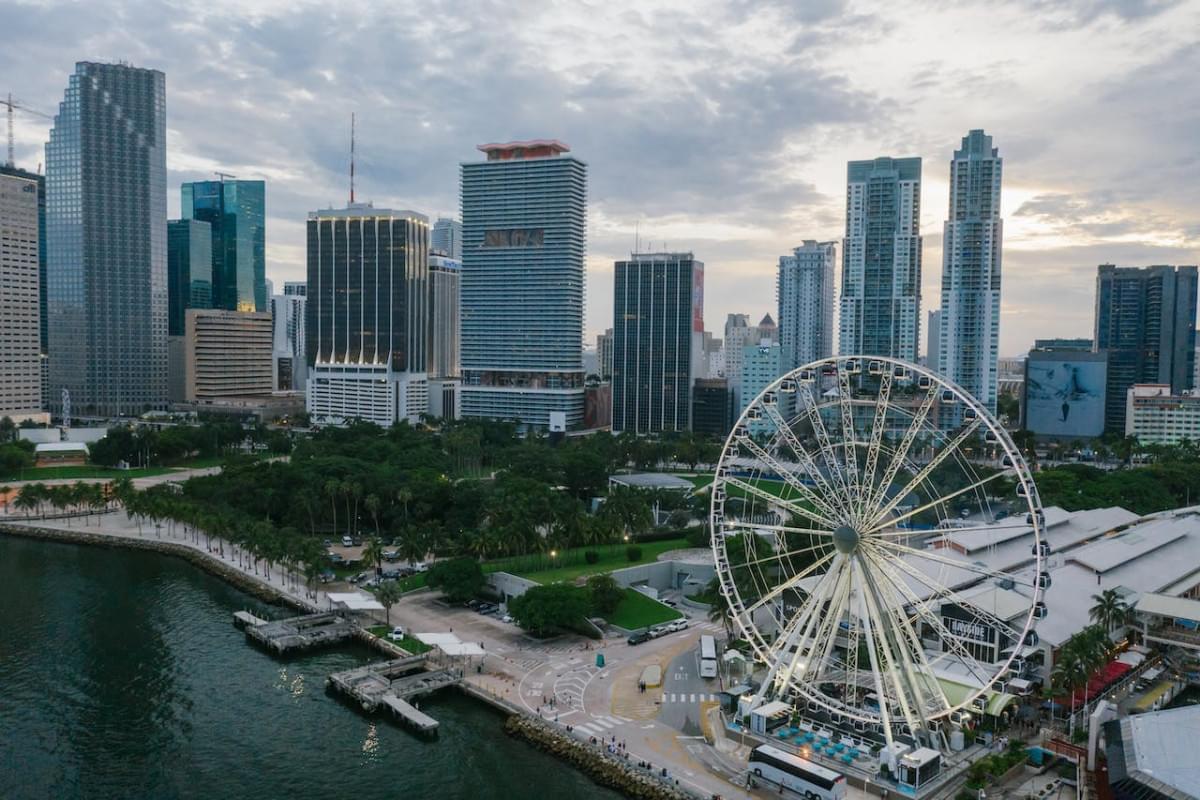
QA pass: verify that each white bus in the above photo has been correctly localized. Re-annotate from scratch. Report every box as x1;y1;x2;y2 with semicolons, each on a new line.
699;634;718;679
749;745;847;800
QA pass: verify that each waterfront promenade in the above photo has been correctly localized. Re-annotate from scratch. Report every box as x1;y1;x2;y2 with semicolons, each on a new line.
0;506;783;800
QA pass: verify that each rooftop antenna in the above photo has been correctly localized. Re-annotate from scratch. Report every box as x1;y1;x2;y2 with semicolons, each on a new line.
214;171;236;181
349;112;356;205
634;220;640;256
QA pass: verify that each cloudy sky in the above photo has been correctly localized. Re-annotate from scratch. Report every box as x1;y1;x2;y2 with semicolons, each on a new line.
6;0;1199;356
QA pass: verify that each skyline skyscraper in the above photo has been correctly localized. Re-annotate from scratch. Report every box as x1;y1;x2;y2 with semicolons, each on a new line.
1094;263;1197;433
459;140;586;430
611;252;704;434
167;219;213;337
304;203;430;426
777;240;836;373
839;156;922;361
181;178;266;312
0;172;45;420
431;217;462;259
271;281;307;391
0;165;47;368
46;61;168;417
936;130;1003;412
428;253;461;380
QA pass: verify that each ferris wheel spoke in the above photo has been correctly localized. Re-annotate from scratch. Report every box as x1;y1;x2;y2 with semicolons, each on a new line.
854;554;936;734
761;401;852;520
867;537;1034;588
775;555;850;689
737;550;837;619
865;380;939;519
863;470;1009;535
850;559;898;744
791;558;854;689
721;475;836;530
835;367;863;519
865;419;986;530
736;436;844;524
735;538;834;572
860;369;895;516
796;382;855;511
859;548;960;711
873;545;1027;644
723;520;835;538
860;546;999;691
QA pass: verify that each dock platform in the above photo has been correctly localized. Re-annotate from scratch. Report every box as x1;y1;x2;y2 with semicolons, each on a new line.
245;611;357;654
233;611;268;629
327;655;463;737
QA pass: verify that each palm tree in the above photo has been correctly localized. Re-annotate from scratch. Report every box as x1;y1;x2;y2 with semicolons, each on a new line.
377;580;401;627
1090;589;1129;636
363;536;384;577
323;479;340;535
364;494;382;539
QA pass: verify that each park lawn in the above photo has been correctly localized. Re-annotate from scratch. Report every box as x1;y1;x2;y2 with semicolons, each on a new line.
606;588;682;630
0;464;176;481
367;625;432;654
507;537;689;584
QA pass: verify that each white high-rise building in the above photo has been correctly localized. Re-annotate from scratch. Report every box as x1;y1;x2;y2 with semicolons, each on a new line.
937;130;1003;412
926;309;941;370
778;241;836;372
0;173;45;421
271;281;307;391
428;254;461;379
723;314;753;411
839;157;922;361
432;217;462;260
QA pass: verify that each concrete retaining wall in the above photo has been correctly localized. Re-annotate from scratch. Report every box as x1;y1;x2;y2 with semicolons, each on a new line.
488;570;540;602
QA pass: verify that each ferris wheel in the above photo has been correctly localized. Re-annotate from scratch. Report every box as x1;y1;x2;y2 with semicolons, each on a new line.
711;356;1048;749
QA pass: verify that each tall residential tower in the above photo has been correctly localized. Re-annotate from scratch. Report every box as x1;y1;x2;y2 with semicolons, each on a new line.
778;240;836;372
46;62;168;416
839;157;922;361
459;140;586;430
0;172;44;420
936;130;1003;412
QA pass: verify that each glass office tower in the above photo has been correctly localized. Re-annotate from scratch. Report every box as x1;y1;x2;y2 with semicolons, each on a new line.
45;61;168;416
460;140;586;430
181;179;266;312
167;219;213;337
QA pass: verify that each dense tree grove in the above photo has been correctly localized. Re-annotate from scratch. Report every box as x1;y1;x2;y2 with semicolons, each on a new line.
80;421;722;596
89;420;291;467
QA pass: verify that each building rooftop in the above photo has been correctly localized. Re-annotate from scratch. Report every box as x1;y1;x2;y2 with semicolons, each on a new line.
608;473;695;491
476;139;570;159
1135;592;1200;623
308;203;427;223
1106;706;1200;800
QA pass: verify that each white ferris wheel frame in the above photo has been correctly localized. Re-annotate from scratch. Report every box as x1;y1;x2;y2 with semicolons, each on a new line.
709;355;1047;741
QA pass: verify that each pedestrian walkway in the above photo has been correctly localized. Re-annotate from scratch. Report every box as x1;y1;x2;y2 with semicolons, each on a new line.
661;692;720;704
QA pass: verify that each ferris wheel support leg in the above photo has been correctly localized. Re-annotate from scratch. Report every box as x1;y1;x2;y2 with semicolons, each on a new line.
853;558;897;751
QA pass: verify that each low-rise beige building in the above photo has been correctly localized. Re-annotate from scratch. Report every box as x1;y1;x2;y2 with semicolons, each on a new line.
174;309;273;403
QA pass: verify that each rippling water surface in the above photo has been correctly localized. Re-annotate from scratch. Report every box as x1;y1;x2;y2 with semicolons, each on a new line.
0;535;620;800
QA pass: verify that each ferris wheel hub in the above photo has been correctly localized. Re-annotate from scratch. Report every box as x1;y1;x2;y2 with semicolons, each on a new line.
833;525;861;555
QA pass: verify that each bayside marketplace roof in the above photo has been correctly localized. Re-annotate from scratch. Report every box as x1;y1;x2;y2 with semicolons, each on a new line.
1105;705;1200;800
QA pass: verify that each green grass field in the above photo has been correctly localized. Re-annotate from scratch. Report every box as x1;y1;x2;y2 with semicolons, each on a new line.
366;624;432;653
505;537;689;584
606;588;682;630
0;465;176;482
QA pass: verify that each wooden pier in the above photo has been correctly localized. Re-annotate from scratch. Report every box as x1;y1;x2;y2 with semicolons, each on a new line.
244;611;358;654
233;610;268;629
327;654;464;737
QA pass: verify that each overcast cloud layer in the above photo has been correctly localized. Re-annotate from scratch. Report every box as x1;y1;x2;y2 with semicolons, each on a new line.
5;0;1199;356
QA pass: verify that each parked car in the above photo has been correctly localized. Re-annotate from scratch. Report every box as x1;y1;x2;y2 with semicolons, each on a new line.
387;626;406;642
383;549;400;562
348;571;371;584
649;625;669;638
410;562;428;573
667;619;689;632
341;535;354;547
627;630;650;646
328;553;345;565
318;570;335;583
323;539;333;548
466;599;481;609
381;569;401;580
476;602;498;615
501;614;514;624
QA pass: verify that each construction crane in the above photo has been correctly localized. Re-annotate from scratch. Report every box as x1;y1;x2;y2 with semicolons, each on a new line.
5;93;53;168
